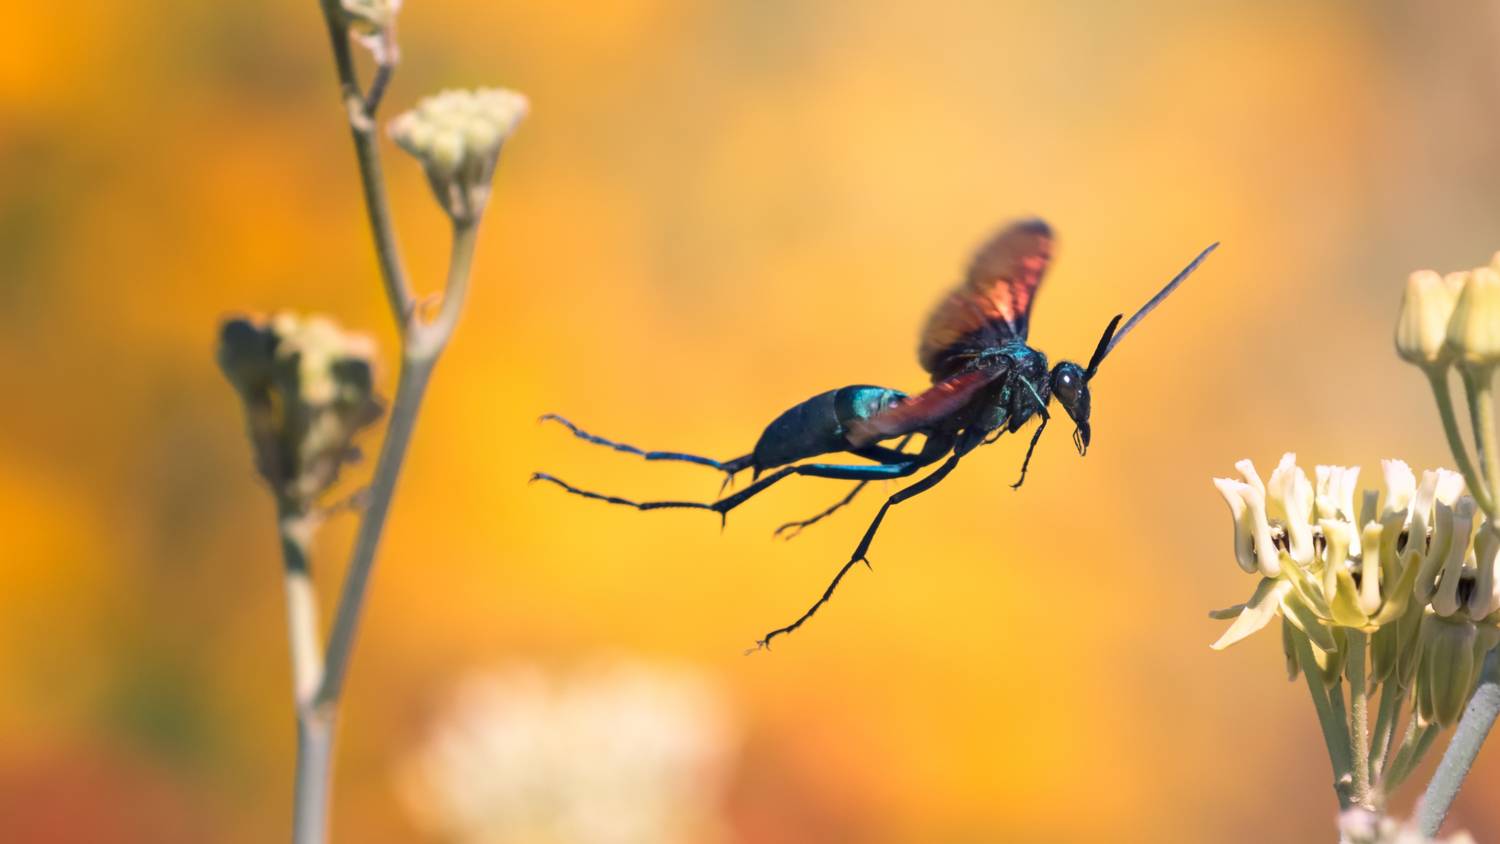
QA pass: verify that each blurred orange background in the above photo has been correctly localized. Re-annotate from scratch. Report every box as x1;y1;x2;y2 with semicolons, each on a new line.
6;1;1500;841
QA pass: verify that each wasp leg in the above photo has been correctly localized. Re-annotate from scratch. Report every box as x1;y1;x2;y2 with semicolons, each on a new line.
772;434;917;540
773;481;868;541
753;449;966;651
531;457;937;529
1010;416;1048;490
539;414;754;479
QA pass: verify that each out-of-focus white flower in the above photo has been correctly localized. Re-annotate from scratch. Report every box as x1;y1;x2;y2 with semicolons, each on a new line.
397;658;738;844
1339;808;1475;844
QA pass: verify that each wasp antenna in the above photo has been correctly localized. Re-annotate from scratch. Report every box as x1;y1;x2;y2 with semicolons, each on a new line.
1083;314;1123;381
1088;241;1218;379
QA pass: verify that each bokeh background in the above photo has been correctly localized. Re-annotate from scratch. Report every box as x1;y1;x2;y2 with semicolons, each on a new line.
6;1;1500;841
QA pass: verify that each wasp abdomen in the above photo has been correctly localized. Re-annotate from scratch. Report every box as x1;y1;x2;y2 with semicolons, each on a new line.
752;385;906;471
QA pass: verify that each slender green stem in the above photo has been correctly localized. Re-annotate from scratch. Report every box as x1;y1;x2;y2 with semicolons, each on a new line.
1294;635;1355;808
1429;370;1494;516
316;357;434;706
1416;647;1500;835
1347;631;1372;806
1369;680;1403;786
1466;364;1500;518
316;0;413;323
411;220;479;358
1383;720;1441;794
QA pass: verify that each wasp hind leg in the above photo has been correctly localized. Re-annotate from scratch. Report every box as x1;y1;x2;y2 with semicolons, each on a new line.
531;456;937;529
772;434;917;540
753;449;966;651
539;414;754;486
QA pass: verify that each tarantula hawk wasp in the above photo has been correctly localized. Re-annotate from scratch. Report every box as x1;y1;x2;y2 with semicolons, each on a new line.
533;219;1217;649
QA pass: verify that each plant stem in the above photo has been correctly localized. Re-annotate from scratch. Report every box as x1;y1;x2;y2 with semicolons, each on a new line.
1294;635;1356;809
1383;720;1441;794
278;507;331;844
1369;680;1403;786
1347;631;1372;806
316;0;413;323
299;219;480;841
1415;647;1500;835
1429;370;1494;516
1466;364;1500;518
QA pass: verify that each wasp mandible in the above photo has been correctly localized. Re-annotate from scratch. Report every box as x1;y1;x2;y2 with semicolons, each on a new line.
534;219;1217;649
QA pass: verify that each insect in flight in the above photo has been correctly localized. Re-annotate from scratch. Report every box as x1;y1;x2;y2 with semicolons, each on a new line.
533;219;1217;650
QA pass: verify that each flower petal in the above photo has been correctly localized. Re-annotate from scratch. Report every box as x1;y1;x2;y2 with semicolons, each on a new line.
1211;578;1292;650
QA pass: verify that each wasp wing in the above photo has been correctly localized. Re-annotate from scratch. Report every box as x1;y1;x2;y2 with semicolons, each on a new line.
917;218;1054;378
846;362;1008;448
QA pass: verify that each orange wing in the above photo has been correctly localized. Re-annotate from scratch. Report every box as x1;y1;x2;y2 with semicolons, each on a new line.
846;365;1007;448
917;219;1054;377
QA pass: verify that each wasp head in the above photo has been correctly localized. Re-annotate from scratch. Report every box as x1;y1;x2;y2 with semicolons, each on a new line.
1049;361;1090;456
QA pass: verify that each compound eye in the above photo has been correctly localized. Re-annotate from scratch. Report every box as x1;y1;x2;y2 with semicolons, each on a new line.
1055;371;1079;403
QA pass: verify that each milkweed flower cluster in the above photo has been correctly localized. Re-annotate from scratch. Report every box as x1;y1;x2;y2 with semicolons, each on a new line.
389;88;529;224
1213;455;1500;728
397;659;738;844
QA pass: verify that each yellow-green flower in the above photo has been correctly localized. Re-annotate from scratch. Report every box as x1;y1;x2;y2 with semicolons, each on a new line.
1396;270;1461;369
1446;266;1500;367
1212;454;1500;726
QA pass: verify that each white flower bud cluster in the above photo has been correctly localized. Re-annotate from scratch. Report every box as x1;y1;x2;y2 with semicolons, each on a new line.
389;88;529;223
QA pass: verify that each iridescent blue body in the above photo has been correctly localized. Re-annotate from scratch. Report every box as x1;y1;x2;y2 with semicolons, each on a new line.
533;219;1216;650
752;385;907;473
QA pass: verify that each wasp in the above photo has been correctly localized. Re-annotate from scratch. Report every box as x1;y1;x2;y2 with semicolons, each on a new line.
534;219;1216;649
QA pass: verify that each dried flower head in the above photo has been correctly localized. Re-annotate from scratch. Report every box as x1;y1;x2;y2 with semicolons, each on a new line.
218;313;383;512
389;88;528;223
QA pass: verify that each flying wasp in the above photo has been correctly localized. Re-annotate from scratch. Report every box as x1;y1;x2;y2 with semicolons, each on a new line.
533;219;1217;649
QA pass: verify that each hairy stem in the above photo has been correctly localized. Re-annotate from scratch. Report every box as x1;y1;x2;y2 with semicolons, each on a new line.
1416;648;1500;836
1369;680;1403;787
1383;720;1441;795
1294;635;1355;809
1347;631;1372;806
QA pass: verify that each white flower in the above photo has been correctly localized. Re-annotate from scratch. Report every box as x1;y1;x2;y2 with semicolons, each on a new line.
397;658;738;844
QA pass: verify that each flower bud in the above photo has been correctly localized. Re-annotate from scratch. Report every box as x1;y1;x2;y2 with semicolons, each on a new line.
1446;266;1500;366
1397;269;1460;367
390;88;529;223
1417;611;1479;727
